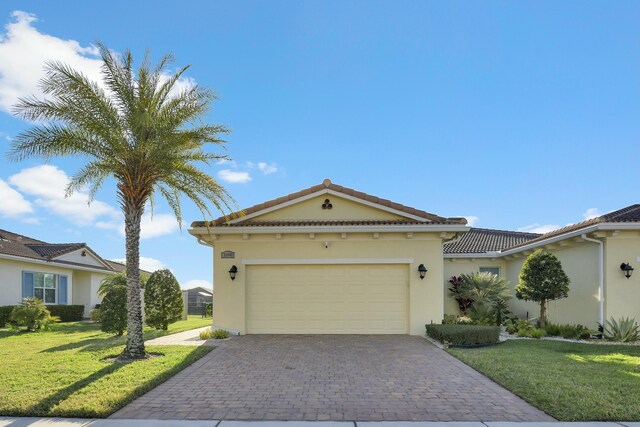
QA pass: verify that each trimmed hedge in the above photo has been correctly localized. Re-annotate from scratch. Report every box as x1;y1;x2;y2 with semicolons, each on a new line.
46;305;85;322
0;306;14;327
426;324;500;346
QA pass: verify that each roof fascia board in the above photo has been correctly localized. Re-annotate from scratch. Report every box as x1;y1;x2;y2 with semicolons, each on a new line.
444;253;502;259
500;222;640;256
191;224;470;235
0;253;113;274
227;188;433;224
242;258;414;265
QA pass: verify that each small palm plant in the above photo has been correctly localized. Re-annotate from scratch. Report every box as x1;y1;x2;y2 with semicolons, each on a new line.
459;272;512;325
605;317;639;342
10;44;234;359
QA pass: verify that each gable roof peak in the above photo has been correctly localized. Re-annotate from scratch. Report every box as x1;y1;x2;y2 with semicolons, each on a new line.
192;179;467;227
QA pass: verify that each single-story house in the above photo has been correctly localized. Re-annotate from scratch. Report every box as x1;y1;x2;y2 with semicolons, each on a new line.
190;179;640;335
185;286;213;315
0;229;149;317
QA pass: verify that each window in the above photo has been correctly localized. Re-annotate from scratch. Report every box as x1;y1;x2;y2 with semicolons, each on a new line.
34;273;57;304
479;267;500;277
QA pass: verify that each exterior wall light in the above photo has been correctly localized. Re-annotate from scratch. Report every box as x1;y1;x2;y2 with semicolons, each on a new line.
418;264;427;280
620;263;634;279
229;265;238;281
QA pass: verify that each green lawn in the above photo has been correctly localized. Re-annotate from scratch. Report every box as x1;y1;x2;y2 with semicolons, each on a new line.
449;340;640;421
0;316;213;417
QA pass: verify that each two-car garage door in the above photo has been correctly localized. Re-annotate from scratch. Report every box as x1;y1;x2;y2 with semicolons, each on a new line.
246;264;409;334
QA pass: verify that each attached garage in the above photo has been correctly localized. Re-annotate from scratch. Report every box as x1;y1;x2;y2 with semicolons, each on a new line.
246;264;409;334
189;179;468;335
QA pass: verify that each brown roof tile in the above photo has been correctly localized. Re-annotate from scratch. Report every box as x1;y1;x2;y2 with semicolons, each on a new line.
444;228;541;254
506;204;640;251
192;179;466;228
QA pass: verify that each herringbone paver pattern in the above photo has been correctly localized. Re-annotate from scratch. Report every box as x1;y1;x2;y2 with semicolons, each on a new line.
111;335;553;422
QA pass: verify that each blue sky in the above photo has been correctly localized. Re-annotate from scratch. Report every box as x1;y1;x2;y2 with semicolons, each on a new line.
0;1;638;289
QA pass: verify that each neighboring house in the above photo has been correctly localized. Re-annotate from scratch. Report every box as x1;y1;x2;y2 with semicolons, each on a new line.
189;179;640;335
443;206;640;328
185;287;213;315
105;260;153;277
0;229;151;317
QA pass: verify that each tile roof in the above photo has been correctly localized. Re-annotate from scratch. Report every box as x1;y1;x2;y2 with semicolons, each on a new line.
192;179;467;228
506;204;640;251
105;260;154;275
444;228;541;254
0;228;113;271
212;219;442;227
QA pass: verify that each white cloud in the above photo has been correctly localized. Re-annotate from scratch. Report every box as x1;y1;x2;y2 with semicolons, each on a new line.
583;208;601;220
517;223;560;234
96;212;179;239
460;215;479;227
0;178;33;217
8;164;178;239
257;162;278;175
112;256;166;273
8;164;119;226
0;11;101;113
218;169;252;184
182;279;212;290
0;11;194;114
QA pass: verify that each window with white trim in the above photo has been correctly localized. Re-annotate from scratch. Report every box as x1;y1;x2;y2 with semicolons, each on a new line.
34;273;57;304
479;266;500;277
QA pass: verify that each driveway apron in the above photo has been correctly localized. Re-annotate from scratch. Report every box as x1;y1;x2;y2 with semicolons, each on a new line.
111;335;553;422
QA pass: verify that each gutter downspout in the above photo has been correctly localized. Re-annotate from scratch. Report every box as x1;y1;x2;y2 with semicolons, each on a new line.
581;233;604;326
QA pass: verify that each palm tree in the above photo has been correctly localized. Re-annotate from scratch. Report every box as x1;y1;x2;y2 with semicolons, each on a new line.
9;44;234;359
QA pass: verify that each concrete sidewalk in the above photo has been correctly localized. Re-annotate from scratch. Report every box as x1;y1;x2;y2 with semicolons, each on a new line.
1;419;640;426
144;326;214;346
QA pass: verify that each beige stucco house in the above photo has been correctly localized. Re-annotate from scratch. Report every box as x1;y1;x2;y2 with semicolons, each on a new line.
191;179;640;335
0;229;140;317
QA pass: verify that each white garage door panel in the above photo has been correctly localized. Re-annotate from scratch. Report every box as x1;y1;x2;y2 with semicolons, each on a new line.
246;264;409;334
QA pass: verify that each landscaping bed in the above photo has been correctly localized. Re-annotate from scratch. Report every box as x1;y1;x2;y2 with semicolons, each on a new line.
448;339;640;421
0;316;213;417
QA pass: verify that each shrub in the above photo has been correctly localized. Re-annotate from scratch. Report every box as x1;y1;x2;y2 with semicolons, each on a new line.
443;314;474;325
425;324;500;346
452;272;512;325
515;320;546;338
144;269;184;330
605;317;640;342
89;308;101;322
544;323;592;340
0;306;14;328
200;328;230;340
448;276;473;315
46;305;84;322
98;274;128;336
504;319;519;335
205;302;213;317
10;298;53;331
516;250;570;328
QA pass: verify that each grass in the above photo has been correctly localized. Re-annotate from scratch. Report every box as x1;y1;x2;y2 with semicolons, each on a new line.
0;316;214;417
449;339;640;421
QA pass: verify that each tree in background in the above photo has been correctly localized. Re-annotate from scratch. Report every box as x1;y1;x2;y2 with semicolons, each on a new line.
516;249;570;328
144;269;184;330
11;44;235;359
98;274;128;336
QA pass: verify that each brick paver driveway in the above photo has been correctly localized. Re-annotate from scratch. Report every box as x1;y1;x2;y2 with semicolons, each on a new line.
112;335;553;422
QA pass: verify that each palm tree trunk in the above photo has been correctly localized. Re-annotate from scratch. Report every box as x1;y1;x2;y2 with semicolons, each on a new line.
122;204;146;359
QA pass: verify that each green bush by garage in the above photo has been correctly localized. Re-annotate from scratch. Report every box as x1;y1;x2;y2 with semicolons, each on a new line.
46;305;85;322
426;324;500;346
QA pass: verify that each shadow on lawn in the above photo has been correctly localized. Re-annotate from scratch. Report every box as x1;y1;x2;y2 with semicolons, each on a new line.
40;336;124;353
27;358;126;416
